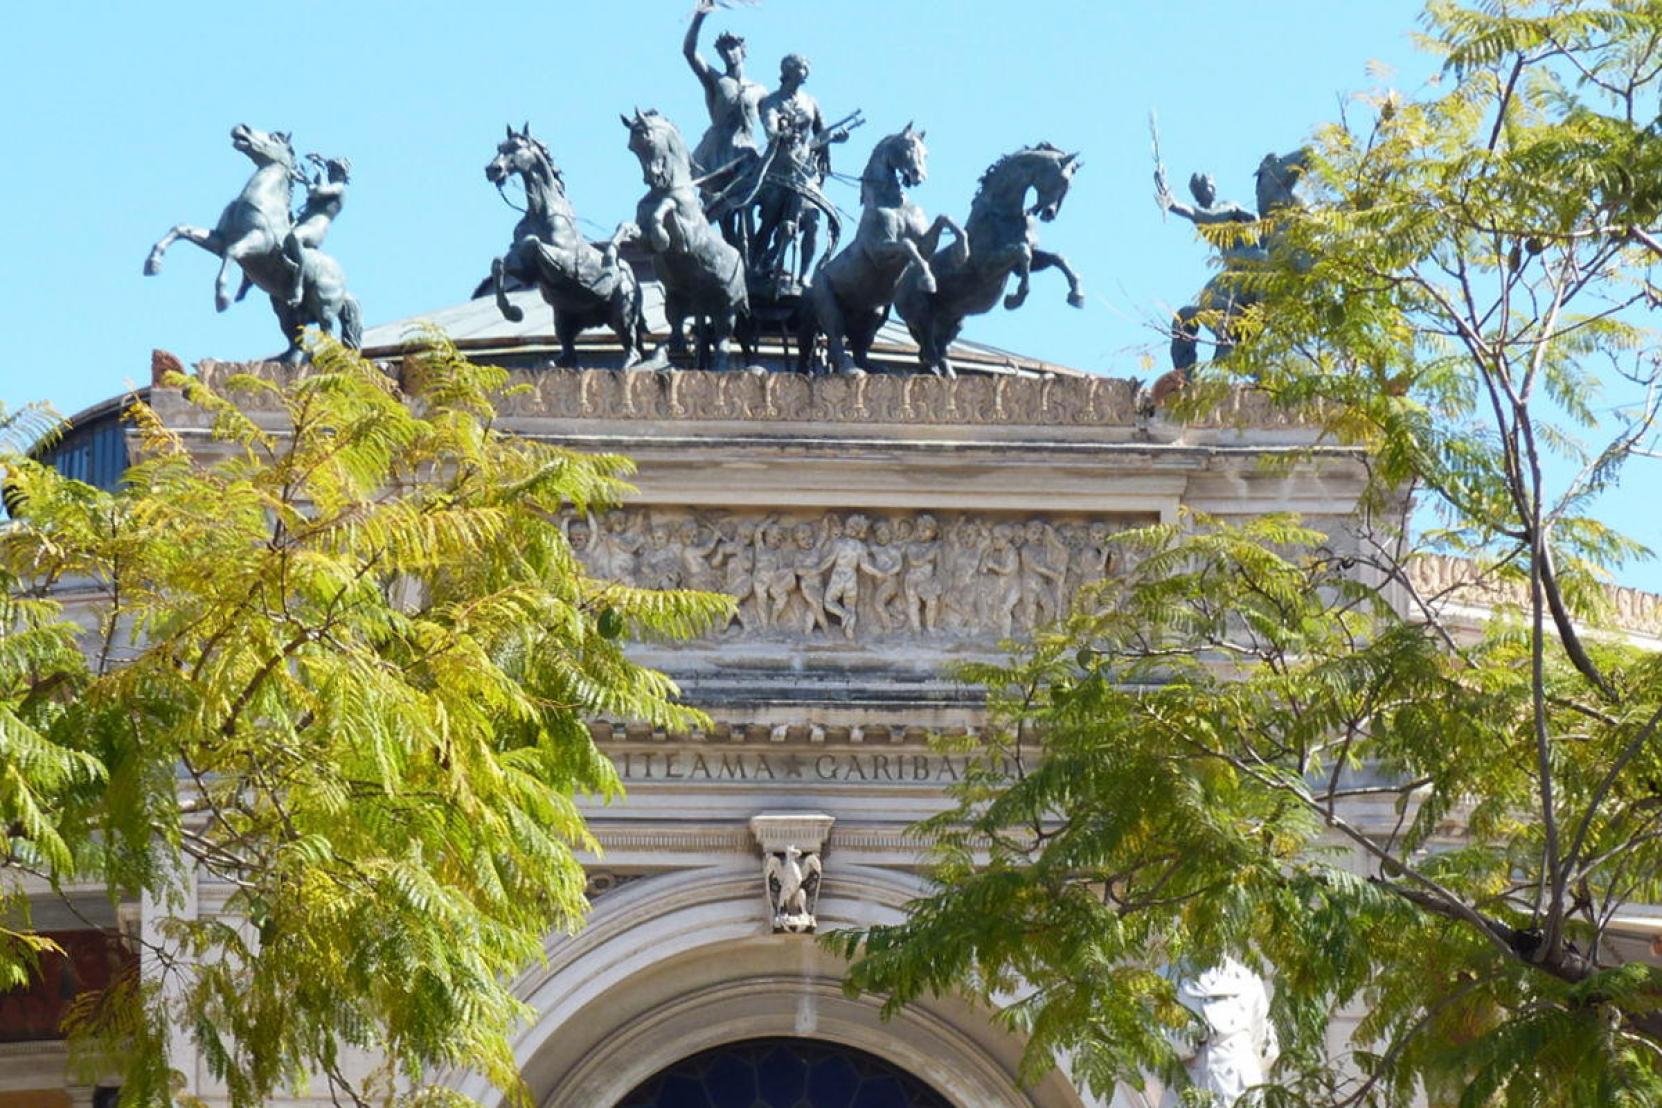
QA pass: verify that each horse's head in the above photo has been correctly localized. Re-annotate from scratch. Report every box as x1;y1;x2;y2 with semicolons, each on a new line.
1027;144;1080;222
229;124;295;172
878;123;930;189
1255;148;1310;215
621;109;689;191
487;123;562;191
977;144;1080;222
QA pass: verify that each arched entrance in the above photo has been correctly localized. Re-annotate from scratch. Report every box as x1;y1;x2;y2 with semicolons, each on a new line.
433;862;1157;1107
616;1037;952;1107
441;862;1111;1108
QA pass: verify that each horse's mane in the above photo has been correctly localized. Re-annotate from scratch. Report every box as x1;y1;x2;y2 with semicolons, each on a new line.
861;130;920;204
862;131;910;178
270;133;296;170
977;142;1066;191
519;133;565;189
630;111;691;190
634;111;688;157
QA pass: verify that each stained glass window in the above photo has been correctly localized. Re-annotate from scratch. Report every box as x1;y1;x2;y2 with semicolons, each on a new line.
615;1036;953;1108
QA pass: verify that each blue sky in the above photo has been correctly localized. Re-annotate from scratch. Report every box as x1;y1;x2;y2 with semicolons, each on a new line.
2;1;1657;589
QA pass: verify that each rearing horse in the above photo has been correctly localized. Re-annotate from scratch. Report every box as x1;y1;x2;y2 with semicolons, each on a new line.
801;124;963;375
610;109;748;372
486;123;646;368
144;124;360;363
895;144;1083;378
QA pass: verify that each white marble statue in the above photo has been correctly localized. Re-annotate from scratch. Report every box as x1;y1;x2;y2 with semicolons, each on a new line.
763;845;823;933
1168;959;1279;1106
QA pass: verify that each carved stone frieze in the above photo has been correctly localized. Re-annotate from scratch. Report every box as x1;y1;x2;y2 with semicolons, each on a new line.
567;507;1137;642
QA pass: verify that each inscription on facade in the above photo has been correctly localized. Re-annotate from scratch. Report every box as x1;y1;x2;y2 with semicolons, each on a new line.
608;749;1007;784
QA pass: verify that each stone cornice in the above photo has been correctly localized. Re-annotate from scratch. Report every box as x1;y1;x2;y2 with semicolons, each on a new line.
1408;553;1662;642
184;360;1321;433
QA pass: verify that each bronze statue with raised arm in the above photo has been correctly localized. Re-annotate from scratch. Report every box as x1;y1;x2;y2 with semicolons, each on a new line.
1159;147;1309;371
683;0;764;247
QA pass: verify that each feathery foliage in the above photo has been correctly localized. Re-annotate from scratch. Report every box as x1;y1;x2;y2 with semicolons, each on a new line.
0;336;731;1106
837;3;1662;1104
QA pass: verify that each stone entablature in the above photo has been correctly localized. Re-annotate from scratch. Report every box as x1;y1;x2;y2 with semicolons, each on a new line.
133;361;1373;698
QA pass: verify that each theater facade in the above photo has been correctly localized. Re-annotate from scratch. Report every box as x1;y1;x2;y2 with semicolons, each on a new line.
9;285;1662;1108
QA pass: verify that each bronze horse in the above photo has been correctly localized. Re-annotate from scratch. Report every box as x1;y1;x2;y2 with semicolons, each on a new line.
895;144;1083;378
801;124;963;375
610;110;748;372
143;124;360;364
486;124;646;369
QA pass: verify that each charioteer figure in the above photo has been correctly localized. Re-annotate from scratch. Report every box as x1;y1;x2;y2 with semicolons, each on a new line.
752;53;853;290
683;0;764;247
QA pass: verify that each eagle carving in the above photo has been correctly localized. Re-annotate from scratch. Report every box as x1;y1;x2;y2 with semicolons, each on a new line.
763;845;824;933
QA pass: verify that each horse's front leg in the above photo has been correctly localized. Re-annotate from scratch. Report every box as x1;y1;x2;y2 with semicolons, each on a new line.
646;199;677;253
1032;248;1086;308
493;243;526;323
920;216;968;268
217;233;270;312
604;222;640;267
892;239;939;295
1005;244;1034;311
144;224;222;276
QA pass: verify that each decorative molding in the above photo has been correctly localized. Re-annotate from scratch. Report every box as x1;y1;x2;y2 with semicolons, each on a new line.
590;828;754;852
829;829;930;851
1408;553;1662;638
748;813;836;855
185;361;1315;429
0;1039;68;1094
503;367;1141;426
589;722;972;746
